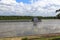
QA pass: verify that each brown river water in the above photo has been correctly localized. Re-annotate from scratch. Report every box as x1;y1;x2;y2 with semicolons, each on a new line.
0;19;60;37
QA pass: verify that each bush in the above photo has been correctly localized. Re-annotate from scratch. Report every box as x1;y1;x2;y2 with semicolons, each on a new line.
22;37;28;40
52;38;60;40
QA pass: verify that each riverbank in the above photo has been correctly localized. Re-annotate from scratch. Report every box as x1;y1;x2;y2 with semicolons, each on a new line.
0;33;60;40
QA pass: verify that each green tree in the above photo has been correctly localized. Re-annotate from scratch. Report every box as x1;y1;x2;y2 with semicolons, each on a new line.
56;9;60;19
56;13;60;19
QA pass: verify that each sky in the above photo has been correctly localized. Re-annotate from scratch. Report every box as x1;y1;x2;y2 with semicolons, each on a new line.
0;0;60;16
16;0;31;4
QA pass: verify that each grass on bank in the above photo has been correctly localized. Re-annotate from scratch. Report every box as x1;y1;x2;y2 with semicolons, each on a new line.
0;36;60;40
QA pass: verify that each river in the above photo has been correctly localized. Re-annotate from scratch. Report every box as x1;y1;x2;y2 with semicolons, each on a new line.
0;19;60;37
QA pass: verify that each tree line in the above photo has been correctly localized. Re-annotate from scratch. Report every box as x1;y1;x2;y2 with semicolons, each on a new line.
0;15;59;20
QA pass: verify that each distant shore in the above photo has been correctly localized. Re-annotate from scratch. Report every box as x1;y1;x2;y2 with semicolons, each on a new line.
0;16;59;20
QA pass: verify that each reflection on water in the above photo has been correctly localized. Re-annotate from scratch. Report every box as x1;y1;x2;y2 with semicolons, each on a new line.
0;19;60;37
33;22;37;26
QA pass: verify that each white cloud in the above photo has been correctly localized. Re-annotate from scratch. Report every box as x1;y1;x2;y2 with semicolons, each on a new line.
0;0;60;16
0;0;16;4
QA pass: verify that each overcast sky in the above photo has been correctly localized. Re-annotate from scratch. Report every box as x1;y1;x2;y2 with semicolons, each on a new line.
0;0;60;16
